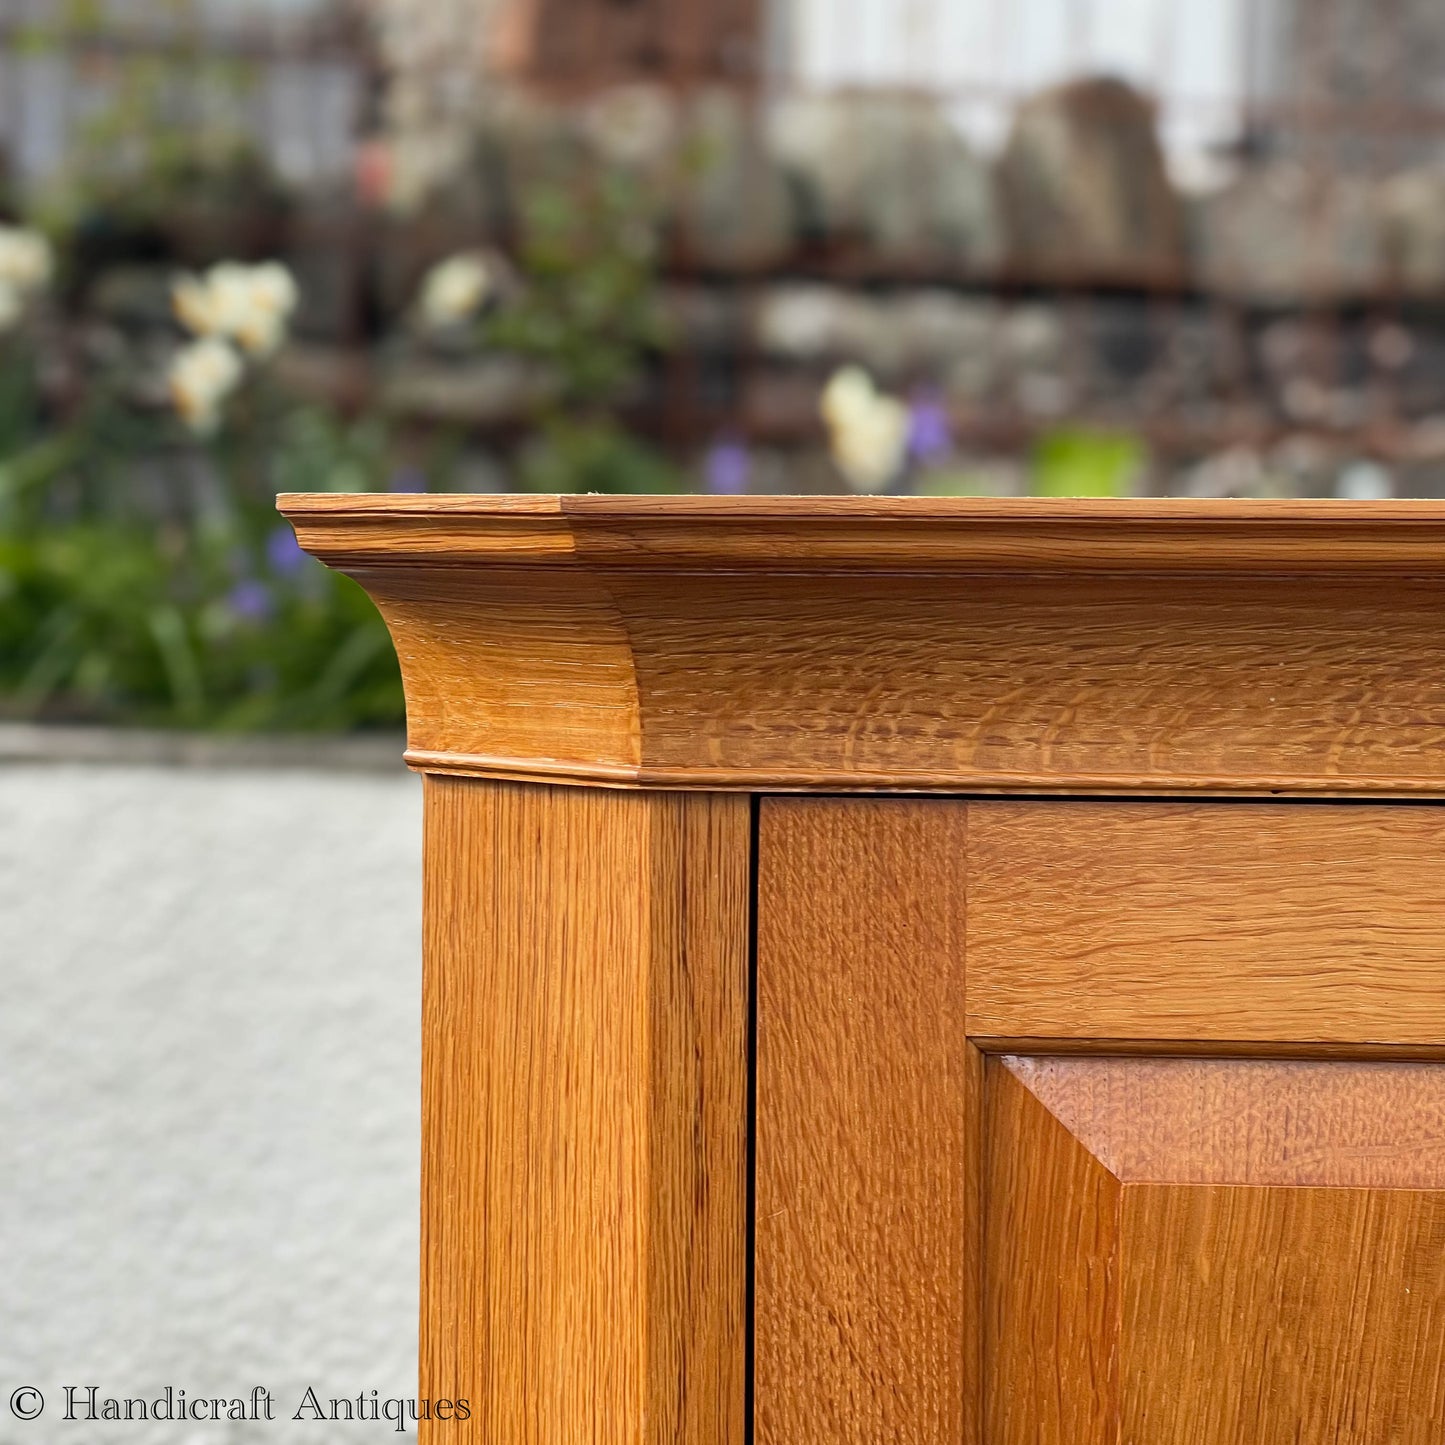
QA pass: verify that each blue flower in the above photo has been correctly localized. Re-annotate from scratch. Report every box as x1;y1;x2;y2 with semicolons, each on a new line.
906;391;953;464
387;468;428;494
265;524;306;576
703;436;751;495
227;579;273;622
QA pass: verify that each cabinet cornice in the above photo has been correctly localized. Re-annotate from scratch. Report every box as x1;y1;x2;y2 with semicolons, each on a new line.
280;496;1445;794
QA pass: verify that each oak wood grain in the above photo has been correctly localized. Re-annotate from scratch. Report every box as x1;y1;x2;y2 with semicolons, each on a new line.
976;1037;1445;1060
282;493;1445;574
967;802;1445;1042
420;778;748;1445
754;799;974;1445
1002;1055;1445;1187
989;1054;1445;1442
359;566;641;774
984;1057;1121;1445
1120;1185;1445;1444
280;496;1445;794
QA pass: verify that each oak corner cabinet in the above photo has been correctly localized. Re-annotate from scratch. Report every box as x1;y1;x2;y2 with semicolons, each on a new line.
280;495;1445;1444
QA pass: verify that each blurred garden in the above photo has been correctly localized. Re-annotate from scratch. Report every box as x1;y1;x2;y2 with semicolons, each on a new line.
4;0;1445;728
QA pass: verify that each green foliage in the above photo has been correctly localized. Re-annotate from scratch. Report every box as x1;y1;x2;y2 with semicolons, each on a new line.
1030;427;1144;498
0;346;404;730
484;173;680;494
513;416;679;495
0;520;400;732
485;174;668;410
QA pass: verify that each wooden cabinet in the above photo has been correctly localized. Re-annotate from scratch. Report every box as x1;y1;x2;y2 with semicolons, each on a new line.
282;496;1445;1443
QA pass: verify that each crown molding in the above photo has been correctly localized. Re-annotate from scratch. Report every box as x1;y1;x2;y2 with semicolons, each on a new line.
280;496;1445;794
285;494;1445;575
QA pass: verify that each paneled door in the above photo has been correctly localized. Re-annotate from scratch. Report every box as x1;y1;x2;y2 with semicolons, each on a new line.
756;799;1445;1444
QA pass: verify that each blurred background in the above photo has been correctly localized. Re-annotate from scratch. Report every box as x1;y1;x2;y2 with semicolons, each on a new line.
0;0;1443;727
4;4;1442;1434
0;0;1444;727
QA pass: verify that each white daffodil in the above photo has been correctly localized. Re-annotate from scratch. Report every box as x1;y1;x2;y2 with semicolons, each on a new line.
168;337;244;435
172;273;222;337
820;366;909;493
172;260;299;358
418;252;493;331
248;261;300;322
211;261;298;357
821;366;875;432
0;225;53;294
0;225;52;332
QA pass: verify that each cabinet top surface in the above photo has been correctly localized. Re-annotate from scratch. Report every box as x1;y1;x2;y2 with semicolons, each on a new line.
278;494;1445;575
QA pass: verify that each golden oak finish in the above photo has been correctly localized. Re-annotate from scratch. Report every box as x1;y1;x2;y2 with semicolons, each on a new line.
1119;1186;1445;1444
421;779;749;1445
754;799;975;1445
967;801;1445;1042
283;493;1445;573
370;567;641;774
984;1059;1120;1445
280;498;1445;1443
280;497;1445;795
755;798;1445;1443
1001;1055;1445;1186
989;1056;1445;1444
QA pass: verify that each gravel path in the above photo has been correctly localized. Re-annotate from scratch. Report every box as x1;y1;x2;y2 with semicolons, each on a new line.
0;763;422;1443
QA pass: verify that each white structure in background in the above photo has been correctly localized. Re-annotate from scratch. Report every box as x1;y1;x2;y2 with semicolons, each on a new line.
0;0;363;191
772;0;1273;191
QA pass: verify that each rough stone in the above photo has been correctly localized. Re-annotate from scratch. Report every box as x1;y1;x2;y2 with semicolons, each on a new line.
1380;168;1445;295
1192;165;1383;300
769;93;1003;266
997;76;1185;280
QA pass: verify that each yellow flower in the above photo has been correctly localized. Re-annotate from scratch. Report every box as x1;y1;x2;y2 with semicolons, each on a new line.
172;274;221;336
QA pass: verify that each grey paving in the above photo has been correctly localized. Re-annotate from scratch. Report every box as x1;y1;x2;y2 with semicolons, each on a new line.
0;763;423;1443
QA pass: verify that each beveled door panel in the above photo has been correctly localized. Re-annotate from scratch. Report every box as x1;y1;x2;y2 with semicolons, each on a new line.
756;799;1445;1445
986;1056;1445;1445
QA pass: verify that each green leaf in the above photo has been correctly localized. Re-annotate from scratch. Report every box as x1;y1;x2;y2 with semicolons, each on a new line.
147;604;205;722
0;433;87;501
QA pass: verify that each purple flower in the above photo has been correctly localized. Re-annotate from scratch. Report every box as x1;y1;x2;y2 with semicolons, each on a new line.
906;392;952;464
265;524;306;576
227;579;273;622
703;436;751;495
387;467;428;494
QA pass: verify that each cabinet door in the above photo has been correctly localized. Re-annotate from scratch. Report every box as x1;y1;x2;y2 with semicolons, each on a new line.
756;799;1445;1445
